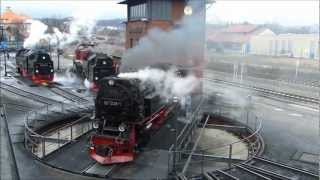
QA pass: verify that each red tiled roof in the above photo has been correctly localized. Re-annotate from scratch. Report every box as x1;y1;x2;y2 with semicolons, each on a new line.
1;8;30;23
223;24;258;33
207;33;251;43
207;24;267;43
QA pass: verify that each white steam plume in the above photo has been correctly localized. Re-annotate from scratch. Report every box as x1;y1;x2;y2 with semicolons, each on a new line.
120;2;206;72
53;68;81;86
119;68;200;101
24;19;50;48
23;6;100;48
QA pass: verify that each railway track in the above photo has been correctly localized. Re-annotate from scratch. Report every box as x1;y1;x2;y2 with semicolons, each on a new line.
0;82;62;105
49;86;89;103
82;162;117;178
204;78;319;105
201;157;318;180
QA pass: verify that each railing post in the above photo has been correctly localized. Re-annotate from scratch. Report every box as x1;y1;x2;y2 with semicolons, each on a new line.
201;150;204;175
248;143;251;159
58;130;61;147
46;105;49;121
70;125;73;140
61;103;64;113
228;144;232;168
167;150;171;177
42;138;45;158
246;110;249;125
24;128;27;148
255;116;257;130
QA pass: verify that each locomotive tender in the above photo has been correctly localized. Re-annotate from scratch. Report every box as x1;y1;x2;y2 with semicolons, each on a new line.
15;48;54;84
73;43;121;90
90;77;177;164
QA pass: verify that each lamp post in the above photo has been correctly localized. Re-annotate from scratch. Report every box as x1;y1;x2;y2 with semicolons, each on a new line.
0;19;8;77
4;49;7;77
172;97;180;174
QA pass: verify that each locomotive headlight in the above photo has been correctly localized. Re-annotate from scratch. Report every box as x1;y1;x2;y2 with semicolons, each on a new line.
95;77;99;80
118;123;126;132
50;69;54;73
108;79;114;86
102;61;106;65
35;69;39;73
42;56;46;60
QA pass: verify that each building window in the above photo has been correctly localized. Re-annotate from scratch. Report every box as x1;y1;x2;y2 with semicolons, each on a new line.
129;38;139;48
288;40;293;54
281;40;286;53
129;3;147;19
151;0;172;20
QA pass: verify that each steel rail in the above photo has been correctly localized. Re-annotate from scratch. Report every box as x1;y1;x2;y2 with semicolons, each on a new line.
241;163;292;180
0;82;61;104
204;78;319;104
216;170;239;180
235;164;272;180
49;86;89;103
0;105;21;180
253;157;319;177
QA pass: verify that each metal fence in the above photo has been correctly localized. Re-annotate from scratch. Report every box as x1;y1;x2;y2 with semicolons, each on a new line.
24;102;94;159
167;96;263;177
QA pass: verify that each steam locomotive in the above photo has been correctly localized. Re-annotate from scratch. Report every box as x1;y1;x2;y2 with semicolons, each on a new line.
15;48;54;84
89;77;177;164
73;43;121;90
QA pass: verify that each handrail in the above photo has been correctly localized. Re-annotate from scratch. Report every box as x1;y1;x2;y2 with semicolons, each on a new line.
170;101;262;154
23;100;94;158
168;93;264;176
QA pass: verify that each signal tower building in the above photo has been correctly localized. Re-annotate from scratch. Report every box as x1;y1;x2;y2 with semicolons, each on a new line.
119;0;208;83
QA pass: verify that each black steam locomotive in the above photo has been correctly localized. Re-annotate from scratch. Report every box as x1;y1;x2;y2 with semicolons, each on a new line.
89;77;176;164
15;48;54;84
73;43;120;90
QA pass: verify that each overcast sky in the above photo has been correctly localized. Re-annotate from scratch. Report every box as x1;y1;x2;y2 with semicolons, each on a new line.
1;0;319;26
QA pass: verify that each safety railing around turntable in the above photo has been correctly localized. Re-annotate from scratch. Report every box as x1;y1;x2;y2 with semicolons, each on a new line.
24;102;94;159
167;97;263;176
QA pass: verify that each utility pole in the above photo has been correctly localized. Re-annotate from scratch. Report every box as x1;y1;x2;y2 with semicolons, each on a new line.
0;18;8;77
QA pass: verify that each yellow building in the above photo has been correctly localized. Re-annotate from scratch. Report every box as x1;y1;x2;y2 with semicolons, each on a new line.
250;33;319;60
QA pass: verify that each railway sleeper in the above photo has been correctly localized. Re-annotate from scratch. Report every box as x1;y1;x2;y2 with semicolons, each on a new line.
234;164;272;180
253;157;319;177
241;164;292;180
215;170;240;180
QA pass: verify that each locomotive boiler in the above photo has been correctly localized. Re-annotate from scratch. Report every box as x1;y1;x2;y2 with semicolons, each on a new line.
89;77;176;164
73;43;121;90
15;48;54;84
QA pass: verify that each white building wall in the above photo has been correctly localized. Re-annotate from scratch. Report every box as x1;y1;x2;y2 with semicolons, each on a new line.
250;33;319;60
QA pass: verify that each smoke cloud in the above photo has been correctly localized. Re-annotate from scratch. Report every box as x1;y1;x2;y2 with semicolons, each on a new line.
118;1;206;105
119;68;200;101
23;8;98;48
120;1;206;72
24;19;50;48
53;68;81;86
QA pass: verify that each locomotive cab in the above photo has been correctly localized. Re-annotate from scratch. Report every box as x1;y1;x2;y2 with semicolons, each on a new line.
90;77;174;164
16;49;54;84
73;43;121;91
